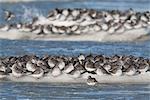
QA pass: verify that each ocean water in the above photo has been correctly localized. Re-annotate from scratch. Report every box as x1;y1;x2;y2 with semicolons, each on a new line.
0;82;150;100
0;0;150;100
0;39;150;58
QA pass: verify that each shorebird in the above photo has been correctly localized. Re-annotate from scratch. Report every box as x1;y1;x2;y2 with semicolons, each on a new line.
30;68;44;79
74;61;86;73
70;25;79;33
36;60;49;73
69;25;81;35
31;17;39;25
115;25;125;33
138;59;149;73
47;9;60;20
72;9;80;17
140;14;148;22
11;63;24;77
51;66;62;77
108;65;122;76
107;26;115;34
94;55;105;63
0;71;7;79
16;23;23;29
58;26;66;34
77;54;85;63
133;21;142;29
124;20;133;30
48;58;58;68
103;63;112;72
58;9;70;21
85;60;96;72
57;58;65;70
19;23;32;32
31;25;45;35
3;9;15;21
101;23;109;31
51;26;59;34
0;62;6;72
94;61;108;76
92;24;101;32
85;54;94;62
124;63;137;76
86;76;98;86
0;24;11;31
26;61;37;72
69;68;81;78
63;62;74;74
43;25;52;34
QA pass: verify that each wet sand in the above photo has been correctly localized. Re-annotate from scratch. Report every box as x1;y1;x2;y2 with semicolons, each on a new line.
1;72;150;84
0;27;149;42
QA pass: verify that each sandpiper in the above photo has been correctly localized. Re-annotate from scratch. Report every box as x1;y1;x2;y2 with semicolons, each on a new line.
31;25;44;35
0;63;6;72
124;64;137;76
57;58;65;70
86;76;98;86
11;63;24;77
0;24;10;31
74;61;86;73
103;63;112;72
19;23;32;32
77;54;85;63
3;9;15;21
51;66;62;77
30;68;44;79
138;59;149;73
43;25;52;34
48;58;58;68
0;71;7;79
85;60;96;72
101;23;109;31
94;61;108;76
69;68;81;78
26;61;37;72
109;66;122;76
63;62;74;74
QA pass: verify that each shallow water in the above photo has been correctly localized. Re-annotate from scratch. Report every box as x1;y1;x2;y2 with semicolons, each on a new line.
0;82;150;100
0;39;150;58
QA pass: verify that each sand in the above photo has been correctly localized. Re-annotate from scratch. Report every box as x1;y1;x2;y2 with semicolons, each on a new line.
0;27;149;42
1;72;150;84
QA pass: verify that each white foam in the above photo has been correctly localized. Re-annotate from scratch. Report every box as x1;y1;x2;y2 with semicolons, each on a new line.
21;5;44;23
0;27;149;42
1;72;150;84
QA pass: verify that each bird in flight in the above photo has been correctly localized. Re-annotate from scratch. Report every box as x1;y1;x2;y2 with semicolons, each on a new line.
3;9;15;21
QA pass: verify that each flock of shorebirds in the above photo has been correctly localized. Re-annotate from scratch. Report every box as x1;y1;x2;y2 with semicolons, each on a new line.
0;54;150;85
0;8;150;85
0;8;150;35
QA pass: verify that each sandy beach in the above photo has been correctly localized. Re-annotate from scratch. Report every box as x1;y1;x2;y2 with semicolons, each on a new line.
0;27;149;42
1;72;149;84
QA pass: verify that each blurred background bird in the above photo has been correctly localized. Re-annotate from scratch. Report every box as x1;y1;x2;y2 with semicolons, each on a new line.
3;9;15;21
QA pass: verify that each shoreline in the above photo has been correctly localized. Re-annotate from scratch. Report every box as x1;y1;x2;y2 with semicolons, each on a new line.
1;73;150;84
0;28;149;42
